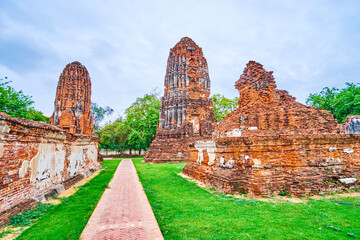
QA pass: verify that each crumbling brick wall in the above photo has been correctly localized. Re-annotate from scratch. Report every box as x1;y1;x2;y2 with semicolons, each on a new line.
0;112;100;226
184;135;360;196
145;37;216;163
183;61;360;196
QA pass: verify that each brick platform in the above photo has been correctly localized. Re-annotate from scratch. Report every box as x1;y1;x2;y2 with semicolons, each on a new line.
81;159;163;240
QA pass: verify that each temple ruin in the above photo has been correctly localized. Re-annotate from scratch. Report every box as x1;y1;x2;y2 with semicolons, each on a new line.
144;37;216;163
50;61;94;135
0;61;99;226
183;61;360;196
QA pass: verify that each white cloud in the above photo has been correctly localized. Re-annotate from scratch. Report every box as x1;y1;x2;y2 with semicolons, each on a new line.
0;0;359;122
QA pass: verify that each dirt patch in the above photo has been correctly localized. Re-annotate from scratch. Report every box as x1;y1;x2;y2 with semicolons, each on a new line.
46;168;103;204
1;226;30;240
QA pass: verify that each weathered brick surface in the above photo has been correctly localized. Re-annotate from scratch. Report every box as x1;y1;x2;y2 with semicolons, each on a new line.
50;61;94;135
0;112;100;226
183;61;360;196
214;61;338;137
145;37;216;163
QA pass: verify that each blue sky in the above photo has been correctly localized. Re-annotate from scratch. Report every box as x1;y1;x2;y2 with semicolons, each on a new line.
0;0;359;124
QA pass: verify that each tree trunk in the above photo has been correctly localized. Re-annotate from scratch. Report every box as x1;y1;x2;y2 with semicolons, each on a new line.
118;145;122;154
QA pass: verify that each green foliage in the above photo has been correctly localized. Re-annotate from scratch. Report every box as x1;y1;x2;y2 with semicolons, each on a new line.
17;160;120;240
90;103;114;130
9;203;54;227
96;119;131;153
134;158;360;239
97;90;160;154
124;90;160;152
25;108;50;122
212;94;239;122
0;76;34;118
306;82;360;123
0;76;49;122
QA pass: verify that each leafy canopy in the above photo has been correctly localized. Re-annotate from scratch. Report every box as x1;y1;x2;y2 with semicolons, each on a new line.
306;82;360;123
96;90;160;153
124;90;160;151
91;103;114;130
0;75;49;122
212;94;239;122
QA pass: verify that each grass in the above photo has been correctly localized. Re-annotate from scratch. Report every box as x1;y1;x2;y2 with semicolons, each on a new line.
9;203;55;227
133;158;360;240
16;159;120;240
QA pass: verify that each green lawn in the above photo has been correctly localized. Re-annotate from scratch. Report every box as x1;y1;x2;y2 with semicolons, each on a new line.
13;158;360;239
133;159;360;240
17;160;121;240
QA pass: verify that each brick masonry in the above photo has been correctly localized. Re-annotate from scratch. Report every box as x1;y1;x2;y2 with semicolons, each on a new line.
0;112;100;226
0;61;99;226
50;61;94;135
144;37;216;163
183;61;360;197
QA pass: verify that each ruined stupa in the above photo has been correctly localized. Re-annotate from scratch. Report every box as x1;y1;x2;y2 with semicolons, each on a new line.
183;61;360;196
50;61;94;135
144;37;216;163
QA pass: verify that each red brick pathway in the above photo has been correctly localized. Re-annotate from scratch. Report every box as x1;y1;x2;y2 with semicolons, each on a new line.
81;159;164;240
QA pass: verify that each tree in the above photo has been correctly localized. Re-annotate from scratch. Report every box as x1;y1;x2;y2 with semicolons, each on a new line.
96;119;131;154
212;94;239;122
306;82;360;123
95;90;160;155
124;90;160;153
25;108;50;122
91;103;114;130
0;76;49;122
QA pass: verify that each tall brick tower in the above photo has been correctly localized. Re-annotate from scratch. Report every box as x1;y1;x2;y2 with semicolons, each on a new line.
145;37;216;163
50;61;94;135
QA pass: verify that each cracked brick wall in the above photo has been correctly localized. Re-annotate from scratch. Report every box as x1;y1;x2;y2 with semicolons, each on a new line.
144;37;216;163
0;112;100;226
183;61;360;196
0;61;99;226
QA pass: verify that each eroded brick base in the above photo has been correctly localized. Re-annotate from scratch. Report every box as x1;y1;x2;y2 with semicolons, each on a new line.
183;61;360;197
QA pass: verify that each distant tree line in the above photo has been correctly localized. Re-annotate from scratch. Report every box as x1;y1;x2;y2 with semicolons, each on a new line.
3;73;358;154
94;92;241;154
94;91;160;154
97;82;360;154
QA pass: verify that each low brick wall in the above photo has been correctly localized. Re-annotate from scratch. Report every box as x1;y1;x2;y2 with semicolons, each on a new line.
183;134;360;197
0;113;101;226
